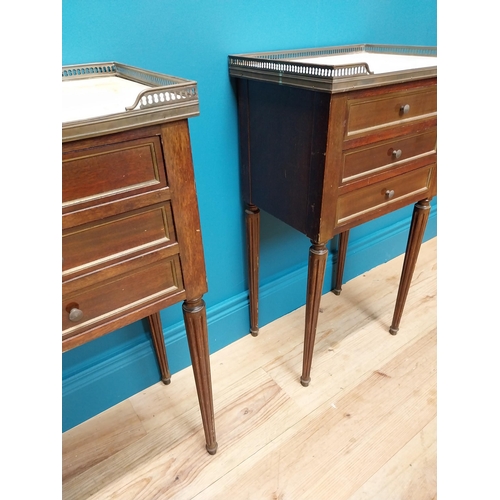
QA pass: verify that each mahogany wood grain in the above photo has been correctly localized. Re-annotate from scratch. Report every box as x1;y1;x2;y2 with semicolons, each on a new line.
346;85;437;136
62;136;167;205
317;94;346;242
336;164;434;227
337;158;436;196
62;189;172;231
62;292;186;352
62;128;170;228
342;116;437;151
342;129;436;183
160;121;208;300
62;253;183;336
62;202;177;279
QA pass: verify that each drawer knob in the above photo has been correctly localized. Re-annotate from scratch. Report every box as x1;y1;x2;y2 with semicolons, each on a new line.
68;307;83;322
385;189;395;199
392;149;402;160
400;104;410;115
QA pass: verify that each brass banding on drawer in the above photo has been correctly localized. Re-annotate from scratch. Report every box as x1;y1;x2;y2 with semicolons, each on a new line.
346;86;437;136
63;202;177;278
63;135;167;208
62;254;184;336
337;165;434;225
342;129;436;183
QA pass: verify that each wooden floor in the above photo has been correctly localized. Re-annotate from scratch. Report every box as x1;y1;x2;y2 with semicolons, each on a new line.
62;237;437;500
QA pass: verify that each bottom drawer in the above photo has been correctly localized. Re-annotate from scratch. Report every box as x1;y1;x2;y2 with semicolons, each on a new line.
62;254;183;337
337;165;434;225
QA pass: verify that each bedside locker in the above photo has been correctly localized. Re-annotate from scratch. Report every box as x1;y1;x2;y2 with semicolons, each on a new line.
229;44;437;386
62;62;217;454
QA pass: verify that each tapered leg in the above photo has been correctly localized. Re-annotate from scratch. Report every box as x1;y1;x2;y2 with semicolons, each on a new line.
389;198;431;335
245;203;260;336
148;312;171;385
333;230;349;295
182;297;218;454
301;241;328;387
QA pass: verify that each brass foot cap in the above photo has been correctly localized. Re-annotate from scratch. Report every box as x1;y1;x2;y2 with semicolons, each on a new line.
332;289;342;296
389;326;399;336
300;377;311;387
250;328;259;337
206;442;218;455
162;377;171;385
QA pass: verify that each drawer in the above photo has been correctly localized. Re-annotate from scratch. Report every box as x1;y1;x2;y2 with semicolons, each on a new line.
63;135;168;210
342;129;436;183
346;86;436;136
337;165;434;225
62;254;184;336
62;202;177;279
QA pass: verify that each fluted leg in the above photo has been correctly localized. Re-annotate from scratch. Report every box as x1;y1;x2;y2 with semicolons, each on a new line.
148;312;171;385
245;203;260;336
333;230;349;295
182;297;218;454
301;241;328;387
389;198;431;335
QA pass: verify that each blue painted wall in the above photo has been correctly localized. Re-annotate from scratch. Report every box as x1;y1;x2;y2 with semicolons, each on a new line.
62;0;437;431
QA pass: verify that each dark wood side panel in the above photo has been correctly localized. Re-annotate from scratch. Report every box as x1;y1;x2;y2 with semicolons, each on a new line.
243;80;330;239
236;79;252;204
161;120;208;299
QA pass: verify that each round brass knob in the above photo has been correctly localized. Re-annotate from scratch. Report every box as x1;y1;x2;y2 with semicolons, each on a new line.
392;149;402;159
385;189;395;199
400;104;410;115
69;307;83;322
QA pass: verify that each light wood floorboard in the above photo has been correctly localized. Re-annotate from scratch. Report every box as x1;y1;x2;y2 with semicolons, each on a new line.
63;237;437;499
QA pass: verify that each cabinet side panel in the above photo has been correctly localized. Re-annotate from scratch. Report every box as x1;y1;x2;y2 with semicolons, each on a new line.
245;80;329;238
236;79;252;203
160;120;208;299
306;91;333;241
319;93;349;242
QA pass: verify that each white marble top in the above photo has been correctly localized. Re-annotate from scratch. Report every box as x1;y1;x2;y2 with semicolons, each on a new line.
62;76;150;123
294;53;437;74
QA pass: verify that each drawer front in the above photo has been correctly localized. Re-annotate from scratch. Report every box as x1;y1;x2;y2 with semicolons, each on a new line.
346;86;436;136
342;129;436;183
62;254;184;336
63;135;167;210
62;202;176;278
337;165;434;225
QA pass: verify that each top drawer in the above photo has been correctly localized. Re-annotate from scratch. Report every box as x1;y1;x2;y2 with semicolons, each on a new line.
63;135;168;211
346;85;436;137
